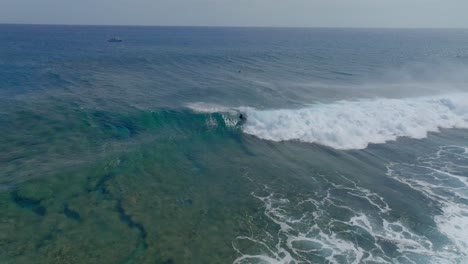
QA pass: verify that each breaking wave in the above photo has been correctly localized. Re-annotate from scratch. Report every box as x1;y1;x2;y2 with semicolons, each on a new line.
187;94;468;150
387;145;468;261
241;94;468;150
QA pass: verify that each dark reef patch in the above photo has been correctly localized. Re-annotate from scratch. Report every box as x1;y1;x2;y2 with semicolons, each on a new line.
63;204;81;221
11;191;46;216
116;200;148;249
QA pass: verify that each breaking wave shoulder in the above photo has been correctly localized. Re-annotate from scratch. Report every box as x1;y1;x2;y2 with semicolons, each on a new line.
241;94;468;150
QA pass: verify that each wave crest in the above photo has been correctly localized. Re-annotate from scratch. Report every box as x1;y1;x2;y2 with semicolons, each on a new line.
241;94;468;150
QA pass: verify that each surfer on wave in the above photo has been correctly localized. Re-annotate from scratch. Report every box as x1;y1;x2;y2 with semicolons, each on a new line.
239;113;247;122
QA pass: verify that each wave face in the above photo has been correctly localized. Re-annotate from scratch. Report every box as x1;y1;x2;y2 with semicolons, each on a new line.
241;94;468;150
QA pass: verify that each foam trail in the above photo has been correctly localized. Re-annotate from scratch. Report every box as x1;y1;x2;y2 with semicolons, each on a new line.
233;171;458;264
186;102;236;114
387;146;468;261
241;94;468;150
186;102;242;128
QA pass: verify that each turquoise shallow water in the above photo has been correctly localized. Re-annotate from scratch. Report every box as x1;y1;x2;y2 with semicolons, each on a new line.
1;25;468;263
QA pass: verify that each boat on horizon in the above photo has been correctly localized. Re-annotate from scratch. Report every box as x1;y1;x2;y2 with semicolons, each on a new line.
107;37;123;43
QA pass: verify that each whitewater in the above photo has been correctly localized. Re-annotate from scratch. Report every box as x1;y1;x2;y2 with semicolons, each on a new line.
190;93;468;150
242;93;468;150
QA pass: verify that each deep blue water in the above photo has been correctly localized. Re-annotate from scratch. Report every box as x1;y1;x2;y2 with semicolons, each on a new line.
1;25;468;263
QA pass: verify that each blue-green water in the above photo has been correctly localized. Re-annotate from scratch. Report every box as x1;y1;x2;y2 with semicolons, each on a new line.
1;25;468;263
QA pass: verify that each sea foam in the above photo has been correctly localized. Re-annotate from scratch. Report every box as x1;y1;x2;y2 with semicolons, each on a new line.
387;146;468;261
233;171;455;264
241;94;468;149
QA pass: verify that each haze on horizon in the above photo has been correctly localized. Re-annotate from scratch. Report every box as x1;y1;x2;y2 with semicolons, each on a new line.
1;0;467;28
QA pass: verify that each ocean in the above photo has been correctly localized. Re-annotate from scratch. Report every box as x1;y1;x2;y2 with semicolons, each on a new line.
1;25;468;264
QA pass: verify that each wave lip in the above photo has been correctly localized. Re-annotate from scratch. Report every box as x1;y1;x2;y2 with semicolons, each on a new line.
241;94;468;150
186;102;236;114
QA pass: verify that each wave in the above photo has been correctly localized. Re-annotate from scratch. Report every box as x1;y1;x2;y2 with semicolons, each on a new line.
187;93;468;150
238;93;468;150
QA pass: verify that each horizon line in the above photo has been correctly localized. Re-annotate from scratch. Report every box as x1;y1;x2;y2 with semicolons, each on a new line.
1;22;467;30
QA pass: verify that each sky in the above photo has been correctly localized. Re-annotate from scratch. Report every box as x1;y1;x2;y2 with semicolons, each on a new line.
1;0;467;28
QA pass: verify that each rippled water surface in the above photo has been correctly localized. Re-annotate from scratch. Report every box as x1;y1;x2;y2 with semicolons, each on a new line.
1;25;468;263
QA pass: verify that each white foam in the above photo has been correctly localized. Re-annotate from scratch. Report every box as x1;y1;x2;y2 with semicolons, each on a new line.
186;102;235;114
241;94;468;149
232;147;468;263
387;146;468;262
186;102;241;128
233;172;453;264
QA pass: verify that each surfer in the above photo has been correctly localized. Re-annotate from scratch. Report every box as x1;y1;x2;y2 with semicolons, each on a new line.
239;113;246;121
